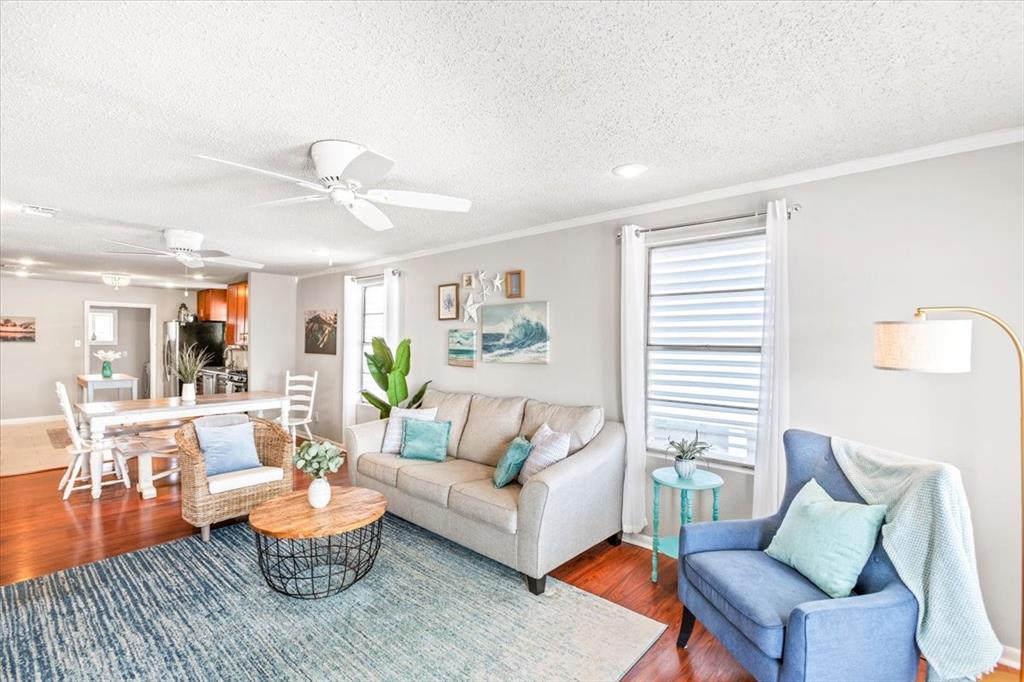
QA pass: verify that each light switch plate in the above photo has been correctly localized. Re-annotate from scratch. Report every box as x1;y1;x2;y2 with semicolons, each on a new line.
74;339;81;348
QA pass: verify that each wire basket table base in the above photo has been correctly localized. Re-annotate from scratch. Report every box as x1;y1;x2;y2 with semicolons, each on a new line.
254;517;383;599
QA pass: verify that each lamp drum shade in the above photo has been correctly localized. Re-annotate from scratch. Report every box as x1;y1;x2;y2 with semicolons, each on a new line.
873;319;972;373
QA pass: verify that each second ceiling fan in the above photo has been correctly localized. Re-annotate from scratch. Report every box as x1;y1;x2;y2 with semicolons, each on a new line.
198;140;472;232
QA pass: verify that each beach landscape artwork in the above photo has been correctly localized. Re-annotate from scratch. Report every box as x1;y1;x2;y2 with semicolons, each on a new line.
304;310;337;355
447;329;477;368
0;316;35;343
481;302;549;364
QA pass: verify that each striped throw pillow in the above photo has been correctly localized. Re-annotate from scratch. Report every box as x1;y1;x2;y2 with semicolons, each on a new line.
381;407;437;454
517;423;570;485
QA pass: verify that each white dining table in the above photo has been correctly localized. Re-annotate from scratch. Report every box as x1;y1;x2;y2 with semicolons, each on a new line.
75;391;291;499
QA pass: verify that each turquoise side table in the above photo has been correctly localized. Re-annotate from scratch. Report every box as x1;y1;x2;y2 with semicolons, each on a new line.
651;467;724;582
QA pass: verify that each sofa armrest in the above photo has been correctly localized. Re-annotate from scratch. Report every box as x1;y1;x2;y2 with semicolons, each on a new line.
780;581;919;682
343;418;388;470
517;422;625;577
679;516;779;556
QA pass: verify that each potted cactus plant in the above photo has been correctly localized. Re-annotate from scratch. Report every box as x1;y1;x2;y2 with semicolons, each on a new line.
667;431;712;479
361;337;431;419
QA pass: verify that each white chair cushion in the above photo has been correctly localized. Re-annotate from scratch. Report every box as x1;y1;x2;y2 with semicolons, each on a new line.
381;407;438;454
207;466;283;494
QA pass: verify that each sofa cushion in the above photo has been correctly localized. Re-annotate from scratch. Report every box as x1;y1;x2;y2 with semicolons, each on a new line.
520;399;604;454
357;452;433;487
397;459;495;507
421;389;472;457
457;394;527;466
684;550;830;659
450;479;521;534
207;466;283;494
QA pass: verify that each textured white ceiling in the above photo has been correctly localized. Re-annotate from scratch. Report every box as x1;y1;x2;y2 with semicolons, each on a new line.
1;1;1022;285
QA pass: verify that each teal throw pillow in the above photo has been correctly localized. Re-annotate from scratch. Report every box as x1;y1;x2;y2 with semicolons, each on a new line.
195;420;261;477
494;436;533;488
765;478;887;598
400;419;450;462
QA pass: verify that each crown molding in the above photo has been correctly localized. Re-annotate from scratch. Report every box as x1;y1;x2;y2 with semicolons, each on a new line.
299;126;1024;279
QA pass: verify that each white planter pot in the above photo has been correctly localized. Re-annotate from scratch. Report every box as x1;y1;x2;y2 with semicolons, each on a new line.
674;459;697;479
308;477;331;509
180;383;197;402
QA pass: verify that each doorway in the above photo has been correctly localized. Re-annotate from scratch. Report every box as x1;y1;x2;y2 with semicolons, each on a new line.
82;301;158;400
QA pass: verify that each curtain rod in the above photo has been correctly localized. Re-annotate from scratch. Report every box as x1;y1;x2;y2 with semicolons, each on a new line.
616;203;801;240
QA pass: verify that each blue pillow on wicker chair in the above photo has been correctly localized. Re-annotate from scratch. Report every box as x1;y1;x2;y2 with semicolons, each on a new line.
195;420;261;476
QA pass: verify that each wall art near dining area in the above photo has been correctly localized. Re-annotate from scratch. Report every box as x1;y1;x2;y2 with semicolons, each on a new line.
304;309;338;355
447;329;477;368
0;315;35;342
481;302;549;364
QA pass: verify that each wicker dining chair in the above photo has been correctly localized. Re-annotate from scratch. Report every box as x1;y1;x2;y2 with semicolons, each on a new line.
176;417;293;542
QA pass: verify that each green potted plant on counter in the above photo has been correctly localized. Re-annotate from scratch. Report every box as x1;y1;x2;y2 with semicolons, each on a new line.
361;337;431;419
294;440;344;508
667;431;712;479
175;343;212;403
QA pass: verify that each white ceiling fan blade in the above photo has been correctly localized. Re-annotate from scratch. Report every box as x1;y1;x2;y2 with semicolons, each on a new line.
347;198;394;231
363;189;471;213
196;155;327;193
194;250;229;258
204;256;266;270
102;238;173;255
104;251;174;258
244;195;327;209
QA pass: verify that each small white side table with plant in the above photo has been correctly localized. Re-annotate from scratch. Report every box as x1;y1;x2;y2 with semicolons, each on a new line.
651;432;724;582
294;440;345;509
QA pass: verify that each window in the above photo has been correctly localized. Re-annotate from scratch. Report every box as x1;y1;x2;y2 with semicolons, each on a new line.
359;277;385;401
646;231;767;466
88;309;118;345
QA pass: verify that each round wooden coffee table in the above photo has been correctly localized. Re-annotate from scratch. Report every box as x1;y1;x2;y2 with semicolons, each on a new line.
249;486;387;599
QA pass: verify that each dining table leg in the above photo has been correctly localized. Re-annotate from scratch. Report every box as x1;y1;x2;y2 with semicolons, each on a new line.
88;419;104;499
136;454;157;499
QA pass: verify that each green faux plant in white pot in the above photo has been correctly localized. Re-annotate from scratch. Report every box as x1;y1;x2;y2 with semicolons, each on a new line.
175;343;212;403
294;440;344;509
667;431;712;479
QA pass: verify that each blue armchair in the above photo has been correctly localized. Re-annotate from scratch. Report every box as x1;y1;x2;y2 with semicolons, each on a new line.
676;429;919;682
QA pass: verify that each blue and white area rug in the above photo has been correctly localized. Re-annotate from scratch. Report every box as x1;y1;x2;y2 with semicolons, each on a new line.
0;515;664;681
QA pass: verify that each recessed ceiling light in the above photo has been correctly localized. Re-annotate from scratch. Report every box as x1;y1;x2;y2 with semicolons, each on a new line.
16;257;34;266
14;270;30;278
20;205;59;218
315;248;330;257
193;274;204;281
611;163;648;178
163;283;175;289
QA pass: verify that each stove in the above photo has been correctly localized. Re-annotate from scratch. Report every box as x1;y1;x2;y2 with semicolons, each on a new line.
198;367;249;394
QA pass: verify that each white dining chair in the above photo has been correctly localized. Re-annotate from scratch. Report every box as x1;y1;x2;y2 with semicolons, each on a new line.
55;382;132;499
284;370;318;442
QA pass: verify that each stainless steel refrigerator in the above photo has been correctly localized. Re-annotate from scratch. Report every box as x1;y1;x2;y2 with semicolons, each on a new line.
163;321;226;397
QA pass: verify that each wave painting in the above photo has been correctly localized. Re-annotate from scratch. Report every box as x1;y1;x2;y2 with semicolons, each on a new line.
448;329;477;368
481;302;549;364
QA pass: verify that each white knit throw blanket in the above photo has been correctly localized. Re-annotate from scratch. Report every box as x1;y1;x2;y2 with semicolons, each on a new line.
830;437;1001;682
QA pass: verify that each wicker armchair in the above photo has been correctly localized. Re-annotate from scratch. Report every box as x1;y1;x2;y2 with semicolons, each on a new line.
176;417;293;542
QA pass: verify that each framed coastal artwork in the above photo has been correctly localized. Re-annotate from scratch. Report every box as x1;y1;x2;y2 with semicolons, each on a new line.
438;283;459;320
304;309;338;355
447;329;476;368
0;315;36;343
481;302;549;364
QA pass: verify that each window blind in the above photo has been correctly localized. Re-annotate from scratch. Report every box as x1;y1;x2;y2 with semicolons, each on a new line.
647;232;767;465
360;278;385;400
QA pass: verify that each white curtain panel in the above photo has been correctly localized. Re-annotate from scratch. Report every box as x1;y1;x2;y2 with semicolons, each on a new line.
752;199;791;517
620;224;648;534
341;276;364;431
384;268;403;347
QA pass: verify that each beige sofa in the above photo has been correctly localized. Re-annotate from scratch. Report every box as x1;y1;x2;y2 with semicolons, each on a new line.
344;389;625;594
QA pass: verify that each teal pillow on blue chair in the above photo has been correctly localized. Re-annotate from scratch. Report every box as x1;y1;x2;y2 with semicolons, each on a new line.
400;419;450;461
494;436;533;488
765;478;886;598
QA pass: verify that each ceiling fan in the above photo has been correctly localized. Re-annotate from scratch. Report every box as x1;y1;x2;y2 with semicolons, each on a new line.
197;140;472;232
104;229;264;270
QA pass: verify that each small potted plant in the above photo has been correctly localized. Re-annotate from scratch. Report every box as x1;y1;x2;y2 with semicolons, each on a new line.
294;440;344;509
175;343;212;403
93;349;125;378
667;431;712;479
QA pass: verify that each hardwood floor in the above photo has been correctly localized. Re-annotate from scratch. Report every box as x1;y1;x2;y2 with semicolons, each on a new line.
0;461;1016;681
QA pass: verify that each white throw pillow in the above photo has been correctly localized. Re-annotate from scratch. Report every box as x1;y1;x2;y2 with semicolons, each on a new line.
381;407;438;454
517;423;571;485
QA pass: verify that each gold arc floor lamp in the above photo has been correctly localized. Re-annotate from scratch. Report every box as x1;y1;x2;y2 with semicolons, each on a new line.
874;306;1023;680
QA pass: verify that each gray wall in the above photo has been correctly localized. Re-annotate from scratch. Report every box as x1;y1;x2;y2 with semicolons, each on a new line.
297;142;1022;647
295;272;344;439
247;272;297;394
87;306;151;398
0;277;187;418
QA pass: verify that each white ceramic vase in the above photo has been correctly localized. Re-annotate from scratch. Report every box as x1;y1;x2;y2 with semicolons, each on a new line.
674;458;697;479
308;477;331;509
180;382;197;402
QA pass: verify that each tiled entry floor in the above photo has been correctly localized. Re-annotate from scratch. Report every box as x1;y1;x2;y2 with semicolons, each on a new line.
0;420;69;477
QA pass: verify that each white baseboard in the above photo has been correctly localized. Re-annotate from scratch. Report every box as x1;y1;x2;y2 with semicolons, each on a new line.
1001;645;1020;670
0;414;62;426
623;532;652;550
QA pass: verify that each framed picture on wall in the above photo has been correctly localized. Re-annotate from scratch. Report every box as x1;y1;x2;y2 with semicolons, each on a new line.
438;283;460;320
304;309;338;355
504;270;524;298
447;329;476;368
460;272;477;288
0;315;35;343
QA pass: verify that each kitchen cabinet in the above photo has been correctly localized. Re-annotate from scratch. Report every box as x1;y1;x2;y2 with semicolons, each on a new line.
225;280;249;345
196;289;227;322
